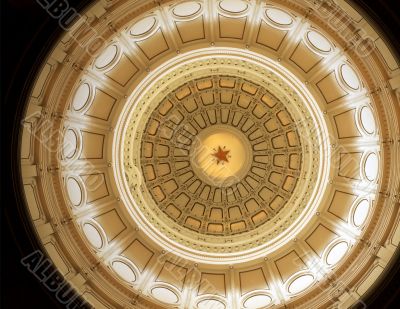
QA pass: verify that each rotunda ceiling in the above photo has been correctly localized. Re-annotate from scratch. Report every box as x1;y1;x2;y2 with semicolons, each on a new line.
140;75;304;236
18;0;400;308
118;51;326;260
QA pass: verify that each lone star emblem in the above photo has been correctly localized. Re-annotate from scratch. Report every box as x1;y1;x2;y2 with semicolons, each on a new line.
212;146;231;164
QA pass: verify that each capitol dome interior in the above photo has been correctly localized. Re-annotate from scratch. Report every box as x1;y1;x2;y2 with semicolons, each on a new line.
3;0;400;308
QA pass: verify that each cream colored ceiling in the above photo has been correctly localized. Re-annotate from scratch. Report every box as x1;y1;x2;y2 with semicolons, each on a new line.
120;51;325;260
140;75;303;236
20;0;400;308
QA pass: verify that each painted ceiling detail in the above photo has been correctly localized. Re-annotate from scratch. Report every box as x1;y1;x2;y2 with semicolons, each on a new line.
121;55;323;257
139;75;304;236
19;0;399;308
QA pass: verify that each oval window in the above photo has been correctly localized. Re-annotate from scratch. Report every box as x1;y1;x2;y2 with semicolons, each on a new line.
341;64;360;90
198;299;225;309
244;294;272;308
95;45;118;69
307;30;332;52
288;274;314;294
66;177;82;206
353;200;370;227
364;153;378;181
112;260;136;283
266;8;293;25
130;17;157;36
326;242;348;266
151;287;178;304
72;83;90;111
173;2;201;17
219;0;248;13
63;129;78;159
360;106;376;134
82;223;103;249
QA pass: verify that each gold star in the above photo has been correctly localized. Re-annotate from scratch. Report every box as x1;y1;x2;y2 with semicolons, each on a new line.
212;146;230;164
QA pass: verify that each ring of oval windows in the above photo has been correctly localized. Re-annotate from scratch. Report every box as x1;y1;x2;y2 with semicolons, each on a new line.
19;0;399;308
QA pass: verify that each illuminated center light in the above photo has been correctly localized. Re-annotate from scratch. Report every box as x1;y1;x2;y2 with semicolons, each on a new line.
191;126;252;185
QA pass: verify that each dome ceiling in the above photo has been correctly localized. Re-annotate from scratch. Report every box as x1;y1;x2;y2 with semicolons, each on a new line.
19;0;399;308
140;75;304;236
120;54;325;259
